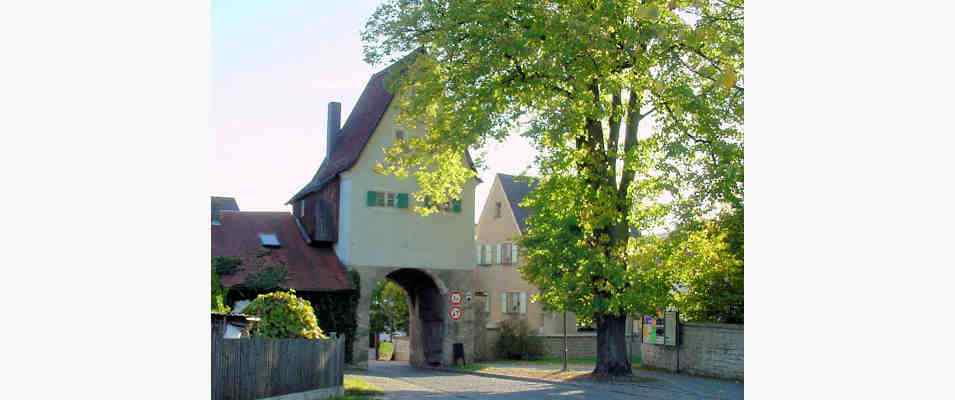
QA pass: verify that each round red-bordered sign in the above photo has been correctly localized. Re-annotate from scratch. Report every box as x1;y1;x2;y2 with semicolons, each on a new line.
449;291;463;305
449;306;463;321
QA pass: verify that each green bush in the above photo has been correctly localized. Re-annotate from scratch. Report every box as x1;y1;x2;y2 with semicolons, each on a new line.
495;319;544;360
243;290;327;339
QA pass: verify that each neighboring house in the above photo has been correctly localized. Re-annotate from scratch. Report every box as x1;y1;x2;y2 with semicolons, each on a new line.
211;196;239;225
474;173;637;338
211;211;352;294
474;173;579;335
286;57;480;369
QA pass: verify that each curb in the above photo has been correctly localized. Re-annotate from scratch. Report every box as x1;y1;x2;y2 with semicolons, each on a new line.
431;366;594;389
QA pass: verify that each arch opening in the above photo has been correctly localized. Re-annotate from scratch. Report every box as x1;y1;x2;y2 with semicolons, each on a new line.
384;268;446;367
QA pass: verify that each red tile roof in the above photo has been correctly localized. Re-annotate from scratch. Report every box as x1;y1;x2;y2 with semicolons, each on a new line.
211;211;351;291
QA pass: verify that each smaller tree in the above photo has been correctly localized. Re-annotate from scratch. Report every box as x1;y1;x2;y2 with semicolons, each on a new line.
243;290;327;339
370;280;409;335
660;216;743;323
212;269;231;314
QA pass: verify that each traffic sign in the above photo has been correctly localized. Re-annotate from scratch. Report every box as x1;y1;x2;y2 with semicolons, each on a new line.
449;306;463;321
449;291;463;305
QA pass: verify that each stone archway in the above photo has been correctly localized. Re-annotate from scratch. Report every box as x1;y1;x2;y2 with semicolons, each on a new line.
352;266;477;370
385;268;445;367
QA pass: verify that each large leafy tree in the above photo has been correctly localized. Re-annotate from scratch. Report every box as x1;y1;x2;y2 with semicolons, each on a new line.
363;0;743;376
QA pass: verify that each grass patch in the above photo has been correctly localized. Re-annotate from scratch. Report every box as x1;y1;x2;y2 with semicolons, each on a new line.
331;376;383;399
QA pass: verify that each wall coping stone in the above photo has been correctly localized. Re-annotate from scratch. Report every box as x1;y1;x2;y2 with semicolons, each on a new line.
682;322;744;331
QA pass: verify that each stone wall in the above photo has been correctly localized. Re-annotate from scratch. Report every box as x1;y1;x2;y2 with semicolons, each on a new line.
393;336;410;361
538;335;641;359
640;322;743;381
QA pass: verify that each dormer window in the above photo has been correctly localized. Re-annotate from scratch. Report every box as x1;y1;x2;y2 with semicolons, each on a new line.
258;233;280;248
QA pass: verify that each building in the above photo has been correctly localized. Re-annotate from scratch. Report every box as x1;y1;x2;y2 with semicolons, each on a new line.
211;211;353;293
474;174;578;335
474;173;640;359
287;58;480;369
211;196;239;225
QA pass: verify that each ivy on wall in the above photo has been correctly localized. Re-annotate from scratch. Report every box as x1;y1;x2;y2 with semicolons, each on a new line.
304;270;360;363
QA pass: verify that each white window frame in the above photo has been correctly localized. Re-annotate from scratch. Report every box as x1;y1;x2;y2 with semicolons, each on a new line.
385;192;397;208
504;292;526;315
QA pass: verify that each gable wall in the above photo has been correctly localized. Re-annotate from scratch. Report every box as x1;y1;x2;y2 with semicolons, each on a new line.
474;176;585;336
336;99;477;270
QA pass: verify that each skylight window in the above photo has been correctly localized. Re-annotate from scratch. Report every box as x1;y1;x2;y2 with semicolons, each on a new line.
258;233;280;247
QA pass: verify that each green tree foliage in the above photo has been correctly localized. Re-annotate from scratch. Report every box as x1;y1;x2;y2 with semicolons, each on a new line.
243;290;328;340
664;209;743;323
212;269;231;314
242;265;288;292
370;280;410;335
212;256;242;275
363;0;743;376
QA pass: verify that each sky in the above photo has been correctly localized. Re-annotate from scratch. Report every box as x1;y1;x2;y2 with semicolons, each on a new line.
211;0;537;219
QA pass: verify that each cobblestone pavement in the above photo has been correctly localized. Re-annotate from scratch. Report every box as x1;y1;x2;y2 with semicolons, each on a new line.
347;360;742;399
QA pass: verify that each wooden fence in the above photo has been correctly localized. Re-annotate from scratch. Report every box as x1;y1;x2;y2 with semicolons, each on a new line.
212;335;345;400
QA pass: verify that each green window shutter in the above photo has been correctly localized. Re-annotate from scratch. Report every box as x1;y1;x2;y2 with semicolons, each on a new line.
366;191;376;207
452;199;462;213
396;193;409;208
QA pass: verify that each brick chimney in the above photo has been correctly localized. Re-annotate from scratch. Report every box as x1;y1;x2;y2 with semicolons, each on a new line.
326;101;341;159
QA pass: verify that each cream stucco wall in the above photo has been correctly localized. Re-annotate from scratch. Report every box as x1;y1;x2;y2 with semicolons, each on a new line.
473;175;585;336
336;99;477;270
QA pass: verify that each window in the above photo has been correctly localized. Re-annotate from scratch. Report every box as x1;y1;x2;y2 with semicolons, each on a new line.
495;202;502;218
258;233;280;247
385;192;397;207
501;292;526;314
395;130;405;141
299;199;305;217
367;191;409;209
476;244;492;265
484;294;491;313
501;243;512;264
421;196;462;213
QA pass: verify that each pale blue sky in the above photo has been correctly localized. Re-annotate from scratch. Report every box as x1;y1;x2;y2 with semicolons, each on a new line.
211;0;536;218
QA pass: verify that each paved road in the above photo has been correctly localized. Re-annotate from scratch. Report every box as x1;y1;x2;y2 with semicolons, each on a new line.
349;360;742;399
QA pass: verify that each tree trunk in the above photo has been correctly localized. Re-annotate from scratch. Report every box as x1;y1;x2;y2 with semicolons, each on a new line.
593;313;632;377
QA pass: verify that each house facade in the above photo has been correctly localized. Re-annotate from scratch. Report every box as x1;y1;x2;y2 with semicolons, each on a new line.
474;174;640;359
474;174;579;336
288;60;482;369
